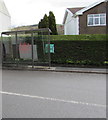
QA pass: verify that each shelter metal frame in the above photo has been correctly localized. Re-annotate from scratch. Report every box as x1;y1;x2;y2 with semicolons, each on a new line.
1;28;51;68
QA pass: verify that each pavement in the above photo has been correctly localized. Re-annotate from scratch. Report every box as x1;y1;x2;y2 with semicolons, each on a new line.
2;65;107;74
55;67;107;74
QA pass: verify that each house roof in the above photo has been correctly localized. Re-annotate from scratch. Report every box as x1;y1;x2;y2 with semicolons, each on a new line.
75;0;107;16
63;7;84;24
63;0;107;24
67;8;84;14
0;0;10;17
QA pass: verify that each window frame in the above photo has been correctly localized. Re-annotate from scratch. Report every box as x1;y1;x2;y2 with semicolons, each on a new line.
87;13;106;26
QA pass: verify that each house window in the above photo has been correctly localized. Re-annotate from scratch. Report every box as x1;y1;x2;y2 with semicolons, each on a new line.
88;13;106;26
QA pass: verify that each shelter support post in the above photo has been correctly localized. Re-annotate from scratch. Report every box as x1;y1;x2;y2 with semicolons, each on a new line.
31;32;34;69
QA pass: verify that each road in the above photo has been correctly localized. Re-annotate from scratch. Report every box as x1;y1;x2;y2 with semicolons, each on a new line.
2;70;106;118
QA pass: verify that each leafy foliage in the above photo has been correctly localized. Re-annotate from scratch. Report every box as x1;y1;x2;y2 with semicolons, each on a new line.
48;11;58;35
23;34;107;67
50;39;107;66
38;14;49;28
38;11;58;35
49;34;106;41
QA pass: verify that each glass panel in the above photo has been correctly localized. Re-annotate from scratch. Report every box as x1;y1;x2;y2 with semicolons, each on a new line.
2;29;51;68
88;17;93;25
94;14;99;17
95;18;99;25
2;33;16;65
100;17;106;25
88;14;93;17
18;32;33;66
100;14;105;17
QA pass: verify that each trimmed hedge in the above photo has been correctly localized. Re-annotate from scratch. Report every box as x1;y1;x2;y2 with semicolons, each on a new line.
1;34;107;67
50;40;107;66
25;34;107;66
50;34;107;66
50;34;106;41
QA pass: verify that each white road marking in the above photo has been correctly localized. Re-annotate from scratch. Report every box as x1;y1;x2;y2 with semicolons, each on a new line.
0;91;106;108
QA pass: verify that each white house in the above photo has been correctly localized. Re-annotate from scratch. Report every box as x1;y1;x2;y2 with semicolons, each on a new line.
63;0;107;35
63;7;83;35
0;0;11;34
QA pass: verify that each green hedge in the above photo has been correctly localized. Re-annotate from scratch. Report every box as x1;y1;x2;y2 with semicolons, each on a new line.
25;34;106;66
1;34;106;66
50;35;107;66
50;34;106;41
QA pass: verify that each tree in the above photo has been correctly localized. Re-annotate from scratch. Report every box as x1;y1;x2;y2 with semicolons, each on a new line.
38;19;42;28
48;11;58;35
38;14;49;28
43;14;49;28
38;11;58;35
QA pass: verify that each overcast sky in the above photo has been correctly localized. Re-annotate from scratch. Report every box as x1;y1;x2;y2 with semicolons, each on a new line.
4;0;100;27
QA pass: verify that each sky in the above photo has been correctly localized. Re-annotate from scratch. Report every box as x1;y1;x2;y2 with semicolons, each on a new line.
4;0;100;27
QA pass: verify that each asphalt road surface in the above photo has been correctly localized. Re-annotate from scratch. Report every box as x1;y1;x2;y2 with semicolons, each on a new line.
2;70;106;118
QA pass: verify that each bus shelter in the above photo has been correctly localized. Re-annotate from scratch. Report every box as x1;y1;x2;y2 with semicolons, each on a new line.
1;28;51;68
